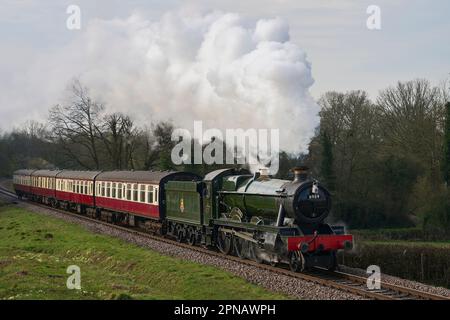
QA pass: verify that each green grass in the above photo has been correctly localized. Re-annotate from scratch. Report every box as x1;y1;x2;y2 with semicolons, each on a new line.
0;205;287;300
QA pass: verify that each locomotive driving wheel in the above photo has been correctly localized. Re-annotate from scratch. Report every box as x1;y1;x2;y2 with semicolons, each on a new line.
233;237;249;259
249;243;263;264
289;251;305;272
186;228;196;246
216;229;233;255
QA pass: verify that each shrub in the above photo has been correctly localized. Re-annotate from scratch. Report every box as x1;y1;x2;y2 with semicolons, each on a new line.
339;242;450;288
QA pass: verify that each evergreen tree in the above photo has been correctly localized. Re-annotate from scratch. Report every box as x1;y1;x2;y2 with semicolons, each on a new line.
444;102;450;185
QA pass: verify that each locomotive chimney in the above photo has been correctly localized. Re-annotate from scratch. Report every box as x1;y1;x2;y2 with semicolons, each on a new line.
292;166;308;182
259;168;270;177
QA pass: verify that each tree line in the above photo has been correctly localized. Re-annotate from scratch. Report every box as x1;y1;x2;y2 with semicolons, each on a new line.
0;78;449;233
306;79;449;235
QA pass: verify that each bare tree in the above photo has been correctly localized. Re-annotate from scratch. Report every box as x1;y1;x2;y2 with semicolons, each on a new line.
98;112;139;169
377;79;446;183
49;79;103;169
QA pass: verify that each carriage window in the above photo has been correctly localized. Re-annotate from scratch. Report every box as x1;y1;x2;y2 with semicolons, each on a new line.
118;183;122;199
133;184;138;201
154;187;158;204
126;184;132;200
106;182;110;197
83;181;87;194
112;183;116;198
100;182;105;197
147;185;153;204
139;185;145;203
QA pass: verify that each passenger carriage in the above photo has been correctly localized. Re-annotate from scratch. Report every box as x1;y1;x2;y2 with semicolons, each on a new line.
30;170;61;204
92;171;199;231
55;171;101;211
12;169;36;198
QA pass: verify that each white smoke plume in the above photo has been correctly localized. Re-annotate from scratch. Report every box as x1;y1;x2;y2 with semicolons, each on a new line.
29;10;319;153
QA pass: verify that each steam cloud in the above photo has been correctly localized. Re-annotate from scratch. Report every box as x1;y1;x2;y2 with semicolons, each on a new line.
30;11;319;153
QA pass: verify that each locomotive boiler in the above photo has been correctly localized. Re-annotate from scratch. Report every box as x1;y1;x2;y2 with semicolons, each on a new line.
218;167;331;225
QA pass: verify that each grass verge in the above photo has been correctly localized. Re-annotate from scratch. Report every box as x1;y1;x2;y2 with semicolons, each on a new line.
0;204;287;300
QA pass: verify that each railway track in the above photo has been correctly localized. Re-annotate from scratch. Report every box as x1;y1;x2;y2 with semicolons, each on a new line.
0;185;449;300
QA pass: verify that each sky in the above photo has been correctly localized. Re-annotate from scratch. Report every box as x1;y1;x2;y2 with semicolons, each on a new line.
0;0;449;138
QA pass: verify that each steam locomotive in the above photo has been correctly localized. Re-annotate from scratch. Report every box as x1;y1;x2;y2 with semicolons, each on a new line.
13;166;353;272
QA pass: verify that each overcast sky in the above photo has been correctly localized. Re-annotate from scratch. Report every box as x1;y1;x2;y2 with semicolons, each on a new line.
0;0;449;132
